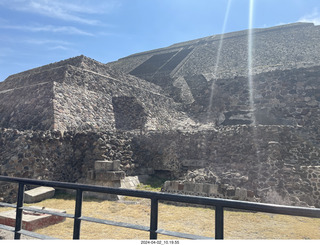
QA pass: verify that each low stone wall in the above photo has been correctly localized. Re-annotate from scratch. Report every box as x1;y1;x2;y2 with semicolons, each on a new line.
163;180;257;202
132;125;320;207
1;126;319;207
0;128;135;202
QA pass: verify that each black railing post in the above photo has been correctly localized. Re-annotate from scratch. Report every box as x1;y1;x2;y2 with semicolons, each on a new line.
150;198;158;240
73;189;83;239
14;183;25;240
215;205;224;239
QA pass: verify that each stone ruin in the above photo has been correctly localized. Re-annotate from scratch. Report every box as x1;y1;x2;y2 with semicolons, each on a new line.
0;22;320;207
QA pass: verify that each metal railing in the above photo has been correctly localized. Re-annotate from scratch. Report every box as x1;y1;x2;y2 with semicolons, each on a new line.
0;175;320;240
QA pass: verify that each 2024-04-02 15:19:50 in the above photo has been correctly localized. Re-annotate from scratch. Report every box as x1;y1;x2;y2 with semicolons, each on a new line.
141;240;179;244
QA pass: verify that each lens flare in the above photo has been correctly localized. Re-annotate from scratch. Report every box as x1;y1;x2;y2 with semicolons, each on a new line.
207;0;233;121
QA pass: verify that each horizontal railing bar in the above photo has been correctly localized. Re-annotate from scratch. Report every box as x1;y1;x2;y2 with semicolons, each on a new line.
80;216;150;232
0;202;16;208
0;224;15;232
1;176;320;219
156;229;213;240
220;201;320;218
0;224;57;240
21;206;74;219
18;229;59;240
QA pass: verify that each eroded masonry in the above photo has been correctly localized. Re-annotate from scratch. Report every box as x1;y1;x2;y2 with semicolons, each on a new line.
0;23;320;207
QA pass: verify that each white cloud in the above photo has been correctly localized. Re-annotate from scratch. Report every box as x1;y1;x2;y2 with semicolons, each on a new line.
0;0;120;25
26;39;75;51
24;39;72;46
298;8;320;25
48;45;70;51
0;24;94;36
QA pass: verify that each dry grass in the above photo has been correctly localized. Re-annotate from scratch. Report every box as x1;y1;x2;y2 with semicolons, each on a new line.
224;211;320;240
1;192;319;240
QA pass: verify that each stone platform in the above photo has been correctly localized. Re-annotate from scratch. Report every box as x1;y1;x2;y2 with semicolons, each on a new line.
0;206;66;231
24;186;55;203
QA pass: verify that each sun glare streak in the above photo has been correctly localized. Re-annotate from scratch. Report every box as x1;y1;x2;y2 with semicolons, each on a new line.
248;0;262;175
207;0;233;121
248;0;256;126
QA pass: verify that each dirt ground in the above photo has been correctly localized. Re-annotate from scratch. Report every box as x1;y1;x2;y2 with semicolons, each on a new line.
0;229;34;240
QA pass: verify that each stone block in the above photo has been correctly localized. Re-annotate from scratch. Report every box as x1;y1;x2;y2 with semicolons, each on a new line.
121;176;140;189
210;184;219;195
171;181;179;191
94;160;103;170
108;171;125;181
24;186;55;203
95;170;125;181
193;183;203;193
183;182;195;192
235;187;247;200
94;160;113;171
0;206;66;231
226;186;236;197
165;181;178;191
202;183;217;195
178;183;184;191
113;160;121;170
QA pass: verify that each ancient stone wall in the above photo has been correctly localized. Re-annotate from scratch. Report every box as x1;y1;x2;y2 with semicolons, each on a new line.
1;126;319;207
0;128;135;202
131;126;320;207
163;180;257;203
182;65;320;131
1;23;320;209
0;57;192;132
112;96;147;131
0;82;54;130
0;65;68;131
52;65;190;132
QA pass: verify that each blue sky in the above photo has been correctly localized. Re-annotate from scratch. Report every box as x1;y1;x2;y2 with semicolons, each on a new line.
1;0;320;82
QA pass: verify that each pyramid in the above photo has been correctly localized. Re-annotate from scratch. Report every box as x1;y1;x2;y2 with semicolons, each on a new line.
107;22;320;130
108;23;320;78
1;23;320;208
1;22;320;133
0;55;190;132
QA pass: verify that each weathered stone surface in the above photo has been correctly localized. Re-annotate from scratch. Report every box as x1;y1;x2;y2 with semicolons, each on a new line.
132;126;320;207
0;22;320;208
94;160;114;171
0;206;66;231
24;186;55;203
120;176;140;189
0;56;191;132
108;23;320;80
